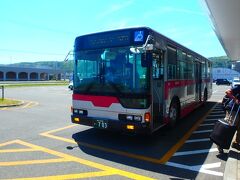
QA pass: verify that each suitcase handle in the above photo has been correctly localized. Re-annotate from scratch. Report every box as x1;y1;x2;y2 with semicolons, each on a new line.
228;102;240;126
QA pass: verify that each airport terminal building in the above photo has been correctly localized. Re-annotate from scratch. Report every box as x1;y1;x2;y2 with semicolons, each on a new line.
0;66;63;81
212;67;240;81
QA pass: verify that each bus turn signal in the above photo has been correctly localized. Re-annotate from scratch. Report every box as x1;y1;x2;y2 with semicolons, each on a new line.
144;112;151;122
126;125;135;130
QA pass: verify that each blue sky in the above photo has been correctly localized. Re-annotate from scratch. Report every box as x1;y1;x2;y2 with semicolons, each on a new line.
0;0;226;64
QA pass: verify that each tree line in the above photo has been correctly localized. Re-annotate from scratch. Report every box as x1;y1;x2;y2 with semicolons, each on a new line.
5;56;235;73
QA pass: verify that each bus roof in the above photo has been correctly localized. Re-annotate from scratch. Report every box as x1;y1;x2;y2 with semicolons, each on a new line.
74;26;209;61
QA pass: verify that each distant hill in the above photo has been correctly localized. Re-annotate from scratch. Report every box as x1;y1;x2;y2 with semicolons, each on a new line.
0;56;234;73
209;56;232;68
3;60;74;73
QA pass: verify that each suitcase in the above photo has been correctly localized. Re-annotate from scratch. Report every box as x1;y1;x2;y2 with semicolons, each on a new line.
210;102;240;149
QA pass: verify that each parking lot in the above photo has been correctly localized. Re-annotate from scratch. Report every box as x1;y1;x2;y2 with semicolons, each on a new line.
0;84;230;179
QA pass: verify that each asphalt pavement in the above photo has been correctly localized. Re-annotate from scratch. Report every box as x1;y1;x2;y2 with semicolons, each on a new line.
0;84;239;179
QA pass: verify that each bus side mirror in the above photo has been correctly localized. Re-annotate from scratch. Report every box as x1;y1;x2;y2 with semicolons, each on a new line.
141;52;152;67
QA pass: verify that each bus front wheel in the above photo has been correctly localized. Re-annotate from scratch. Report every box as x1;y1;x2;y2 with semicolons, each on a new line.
202;89;208;106
169;99;179;127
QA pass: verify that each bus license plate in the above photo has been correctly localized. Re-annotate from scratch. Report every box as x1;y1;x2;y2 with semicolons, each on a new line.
94;120;108;129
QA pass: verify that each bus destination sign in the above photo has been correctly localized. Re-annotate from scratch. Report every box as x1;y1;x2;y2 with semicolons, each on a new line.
84;31;131;49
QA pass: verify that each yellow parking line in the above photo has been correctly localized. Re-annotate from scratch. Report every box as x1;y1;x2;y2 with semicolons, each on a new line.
159;102;218;163
40;103;217;164
15;140;155;180
20;102;32;109
9;171;115;180
0;149;37;153
41;124;77;135
0;158;70;166
41;131;162;163
20;101;39;109
0;101;38;111
0;140;19;147
41;132;75;144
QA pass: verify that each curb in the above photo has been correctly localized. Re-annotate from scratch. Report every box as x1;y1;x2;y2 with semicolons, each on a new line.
224;133;240;180
0;100;25;108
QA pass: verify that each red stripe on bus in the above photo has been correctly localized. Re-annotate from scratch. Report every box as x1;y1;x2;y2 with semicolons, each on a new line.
164;101;202;125
202;78;211;83
164;80;195;99
164;79;211;99
73;94;119;108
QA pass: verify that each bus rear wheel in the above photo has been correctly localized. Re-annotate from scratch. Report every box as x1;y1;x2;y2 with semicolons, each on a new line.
203;89;208;102
169;99;179;127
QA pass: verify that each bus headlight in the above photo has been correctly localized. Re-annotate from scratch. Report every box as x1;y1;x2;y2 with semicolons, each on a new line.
126;115;133;121
73;109;79;114
73;108;87;115
119;114;142;122
134;116;142;121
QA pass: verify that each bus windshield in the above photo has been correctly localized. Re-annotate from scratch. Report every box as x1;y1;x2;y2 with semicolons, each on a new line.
74;46;150;107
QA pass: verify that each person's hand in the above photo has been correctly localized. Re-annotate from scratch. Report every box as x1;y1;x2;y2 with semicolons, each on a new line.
225;89;232;94
235;99;240;104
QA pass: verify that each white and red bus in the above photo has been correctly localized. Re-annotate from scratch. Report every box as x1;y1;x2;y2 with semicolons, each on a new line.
71;27;212;134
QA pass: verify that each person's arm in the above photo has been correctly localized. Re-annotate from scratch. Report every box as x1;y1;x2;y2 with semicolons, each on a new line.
226;87;239;103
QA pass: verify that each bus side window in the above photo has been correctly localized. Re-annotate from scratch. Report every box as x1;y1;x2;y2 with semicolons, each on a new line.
167;46;177;80
152;51;164;79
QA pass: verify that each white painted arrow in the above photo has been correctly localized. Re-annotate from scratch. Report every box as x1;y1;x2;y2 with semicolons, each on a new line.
166;162;223;176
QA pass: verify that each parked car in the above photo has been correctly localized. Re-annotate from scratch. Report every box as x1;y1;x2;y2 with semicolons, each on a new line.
216;79;231;86
232;79;240;88
68;81;73;90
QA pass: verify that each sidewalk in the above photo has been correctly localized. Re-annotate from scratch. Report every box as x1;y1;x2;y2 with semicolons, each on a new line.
224;133;240;180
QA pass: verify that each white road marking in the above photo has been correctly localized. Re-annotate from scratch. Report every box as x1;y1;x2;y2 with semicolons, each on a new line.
166;162;223;176
204;118;218;121
173;148;218;156
192;130;212;134
210;111;225;114
213;107;223;110
166;104;225;177
185;138;210;143
208;114;225;117
199;123;215;126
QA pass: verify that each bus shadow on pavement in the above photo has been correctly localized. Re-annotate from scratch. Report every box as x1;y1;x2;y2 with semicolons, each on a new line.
71;102;219;179
71;128;200;179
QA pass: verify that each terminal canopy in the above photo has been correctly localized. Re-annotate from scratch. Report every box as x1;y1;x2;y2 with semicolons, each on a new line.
205;0;240;60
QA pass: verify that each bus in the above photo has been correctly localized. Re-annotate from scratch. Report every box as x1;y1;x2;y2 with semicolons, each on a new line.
71;27;212;134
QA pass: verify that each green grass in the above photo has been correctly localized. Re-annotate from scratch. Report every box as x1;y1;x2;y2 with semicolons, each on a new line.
2;82;68;88
0;98;22;106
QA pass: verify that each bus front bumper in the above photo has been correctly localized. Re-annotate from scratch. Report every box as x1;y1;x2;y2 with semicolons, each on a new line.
71;115;150;134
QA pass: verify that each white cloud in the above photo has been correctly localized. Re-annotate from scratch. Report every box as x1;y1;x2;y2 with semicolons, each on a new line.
144;6;206;19
162;26;197;40
101;19;135;31
97;0;134;19
107;20;129;30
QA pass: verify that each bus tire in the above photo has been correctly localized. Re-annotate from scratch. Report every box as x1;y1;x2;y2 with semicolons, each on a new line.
202;89;208;106
203;89;208;102
168;98;180;127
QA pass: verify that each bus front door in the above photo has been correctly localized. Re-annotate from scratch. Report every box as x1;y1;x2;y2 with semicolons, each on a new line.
195;62;202;101
151;51;164;130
